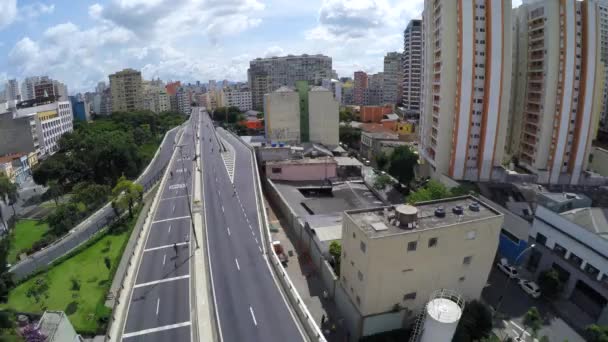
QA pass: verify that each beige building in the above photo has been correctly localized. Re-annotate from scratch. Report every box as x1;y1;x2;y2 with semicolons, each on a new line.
403;19;422;114
340;196;503;326
264;87;301;143
142;84;170;114
309;86;339;146
219;87;252;111
508;0;604;185
420;0;512;182
109;68;143;112
588;145;608;176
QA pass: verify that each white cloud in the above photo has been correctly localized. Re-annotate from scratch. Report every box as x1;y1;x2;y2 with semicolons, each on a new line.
20;2;55;19
0;0;17;29
264;46;284;58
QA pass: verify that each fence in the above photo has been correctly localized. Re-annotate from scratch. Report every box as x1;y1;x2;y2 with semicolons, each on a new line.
225;129;326;342
105;127;185;341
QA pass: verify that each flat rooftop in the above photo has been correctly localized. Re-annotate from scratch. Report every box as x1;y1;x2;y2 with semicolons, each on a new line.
346;196;501;238
560;207;608;240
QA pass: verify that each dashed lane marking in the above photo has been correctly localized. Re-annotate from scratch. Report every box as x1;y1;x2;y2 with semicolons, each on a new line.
249;306;257;326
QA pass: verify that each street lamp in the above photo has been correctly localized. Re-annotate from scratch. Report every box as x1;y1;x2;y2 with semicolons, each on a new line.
495;243;536;315
176;143;200;249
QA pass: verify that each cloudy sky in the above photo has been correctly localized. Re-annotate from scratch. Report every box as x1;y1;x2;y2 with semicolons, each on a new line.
0;0;522;94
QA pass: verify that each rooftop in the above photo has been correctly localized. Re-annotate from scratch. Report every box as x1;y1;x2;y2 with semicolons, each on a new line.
560;207;608;240
359;123;397;135
266;157;336;166
346;196;501;238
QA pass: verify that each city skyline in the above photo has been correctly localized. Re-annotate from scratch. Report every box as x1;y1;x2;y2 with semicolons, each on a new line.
0;0;524;94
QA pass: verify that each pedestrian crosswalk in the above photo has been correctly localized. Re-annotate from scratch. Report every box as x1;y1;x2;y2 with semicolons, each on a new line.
219;137;236;182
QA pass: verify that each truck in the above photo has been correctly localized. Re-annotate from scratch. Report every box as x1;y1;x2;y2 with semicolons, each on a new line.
272;241;288;266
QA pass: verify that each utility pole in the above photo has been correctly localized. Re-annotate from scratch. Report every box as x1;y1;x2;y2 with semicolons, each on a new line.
176;143;200;249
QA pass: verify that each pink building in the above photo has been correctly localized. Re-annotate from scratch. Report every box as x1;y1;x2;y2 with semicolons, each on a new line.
266;157;337;181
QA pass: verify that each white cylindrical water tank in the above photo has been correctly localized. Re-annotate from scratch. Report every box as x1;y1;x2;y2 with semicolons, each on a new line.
419;294;463;342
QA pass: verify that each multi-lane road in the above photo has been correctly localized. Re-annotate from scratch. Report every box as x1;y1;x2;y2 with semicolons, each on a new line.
10;127;180;281
121;114;197;342
199;108;306;342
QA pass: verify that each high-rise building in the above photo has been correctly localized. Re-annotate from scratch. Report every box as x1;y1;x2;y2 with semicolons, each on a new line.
308;86;339;146
598;1;608;136
176;87;192;115
403;19;423;115
354;71;368;106
420;0;512;182
264;87;301;143
96;81;107;94
509;0;603;185
142;87;170;113
219;87;252;111
383;52;403;105
20;76;40;101
321;79;343;104
34;78;55;101
6;79;20;101
364;73;384;106
109;68;143;113
248;54;332;110
340;196;502;333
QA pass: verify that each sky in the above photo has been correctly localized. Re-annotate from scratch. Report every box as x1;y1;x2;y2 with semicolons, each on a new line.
0;0;522;94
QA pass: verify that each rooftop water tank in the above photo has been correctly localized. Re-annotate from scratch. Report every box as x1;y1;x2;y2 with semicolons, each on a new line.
420;290;464;342
395;205;418;227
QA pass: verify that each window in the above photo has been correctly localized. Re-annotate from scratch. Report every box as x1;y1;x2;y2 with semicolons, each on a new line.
501;229;519;243
407;241;417;251
358;271;363;281
463;256;473;265
459;276;466;282
428;238;438;248
356;296;361;305
360;241;366;253
535;232;547;246
466;230;477;240
553;243;567;258
271;167;282;174
353;232;356;239
403;292;417;301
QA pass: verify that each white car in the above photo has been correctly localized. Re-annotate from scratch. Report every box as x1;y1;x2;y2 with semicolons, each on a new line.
497;261;519;279
519;279;541;298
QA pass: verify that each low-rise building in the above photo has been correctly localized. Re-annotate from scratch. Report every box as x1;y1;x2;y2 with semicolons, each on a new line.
340;196;503;335
588;146;608;176
528;204;608;325
360;130;407;162
266;157;337;182
360;105;393;123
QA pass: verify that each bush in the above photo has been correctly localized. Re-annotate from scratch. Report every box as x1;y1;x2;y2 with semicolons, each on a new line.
537;269;562;299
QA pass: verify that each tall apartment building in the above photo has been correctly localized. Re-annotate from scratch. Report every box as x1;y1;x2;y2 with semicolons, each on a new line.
403;19;423;115
142;87;170;113
264;87;301;143
321;79;343;104
308;86;339;146
420;0;512;182
598;1;608;136
340;196;502;334
6;79;20;101
509;0;603;185
248;54;332;110
219;87;252;111
383;52;403;105
364;73;384;106
176;87;192;115
109;68;143;112
354;71;368;106
21;76;40;101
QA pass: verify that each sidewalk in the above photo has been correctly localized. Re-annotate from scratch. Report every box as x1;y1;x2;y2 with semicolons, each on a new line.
266;197;347;341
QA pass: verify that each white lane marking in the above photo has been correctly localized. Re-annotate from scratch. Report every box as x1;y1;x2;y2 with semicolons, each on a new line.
510;321;523;331
172;205;176;213
160;195;191;201
168;224;172;233
162;254;166;265
221;205;225;213
235;258;240;271
156;298;160;315
249;306;257;326
152;216;191;224
144;242;188;252
227;227;231;236
258;246;262;253
251;230;255;236
134;275;190;288
254;238;258;244
249;224;253;230
122;321;192;338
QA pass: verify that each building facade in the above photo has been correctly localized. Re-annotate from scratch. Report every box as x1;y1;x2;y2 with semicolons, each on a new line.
403;19;423;115
383;52;403;105
598;1;608;137
509;0;603;185
21;76;40;101
340;196;502;333
6;79;20;101
321;79;343;104
220;87;253;111
354;71;368;106
109;68;143;112
420;0;512;182
15;100;73;157
309;86;339;146
176;87;192;115
248;54;332;110
264;87;301;143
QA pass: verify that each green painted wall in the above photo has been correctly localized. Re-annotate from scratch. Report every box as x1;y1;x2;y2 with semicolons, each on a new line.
296;80;309;143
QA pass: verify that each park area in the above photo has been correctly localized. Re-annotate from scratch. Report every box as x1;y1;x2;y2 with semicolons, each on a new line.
6;220;49;265
1;213;137;335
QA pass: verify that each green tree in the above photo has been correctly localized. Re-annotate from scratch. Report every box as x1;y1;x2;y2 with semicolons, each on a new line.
329;241;342;275
585;324;608;342
375;152;389;170
373;174;394;190
112;176;143;218
0;174;18;220
407;180;452;204
537;269;562;300
71;182;110;211
46;180;63;205
523;307;543;338
453;300;493;342
339;107;354;122
387;146;418;185
339;124;361;148
46;202;86;235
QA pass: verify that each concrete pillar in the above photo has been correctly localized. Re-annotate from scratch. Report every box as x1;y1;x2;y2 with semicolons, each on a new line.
580;261;588;272
597;272;604;282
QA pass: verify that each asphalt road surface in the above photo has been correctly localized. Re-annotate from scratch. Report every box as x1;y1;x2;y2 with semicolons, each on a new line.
199;108;306;342
121;113;197;341
9;126;180;280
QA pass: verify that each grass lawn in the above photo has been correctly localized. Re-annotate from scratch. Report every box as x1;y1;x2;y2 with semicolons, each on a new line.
138;142;160;164
2;214;137;335
7;220;49;264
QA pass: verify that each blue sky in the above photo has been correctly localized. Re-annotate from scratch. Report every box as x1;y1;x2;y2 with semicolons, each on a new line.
0;0;521;94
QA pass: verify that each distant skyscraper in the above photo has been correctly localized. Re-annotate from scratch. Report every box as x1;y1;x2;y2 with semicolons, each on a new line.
6;79;20;101
402;19;422;114
109;68;143;112
247;54;332;110
382;52;403;105
364;73;384;106
353;71;368;106
96;81;107;94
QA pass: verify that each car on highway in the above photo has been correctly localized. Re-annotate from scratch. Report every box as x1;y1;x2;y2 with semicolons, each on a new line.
497;258;519;279
518;279;541;299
